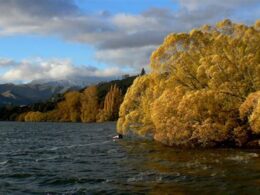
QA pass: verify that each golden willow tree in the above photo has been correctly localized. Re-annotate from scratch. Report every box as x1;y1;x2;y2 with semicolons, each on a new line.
57;91;81;122
117;19;260;147
24;111;44;122
97;85;123;122
22;91;82;122
81;86;99;122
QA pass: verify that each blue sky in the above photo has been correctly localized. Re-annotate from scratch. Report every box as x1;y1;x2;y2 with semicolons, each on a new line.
0;0;179;67
75;0;179;14
0;0;259;83
0;35;95;65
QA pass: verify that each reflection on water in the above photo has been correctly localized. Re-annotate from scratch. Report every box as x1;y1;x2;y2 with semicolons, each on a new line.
0;122;259;194
119;140;260;194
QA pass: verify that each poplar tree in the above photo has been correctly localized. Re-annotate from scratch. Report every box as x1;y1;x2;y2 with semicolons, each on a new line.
81;86;99;122
98;84;123;122
57;91;81;122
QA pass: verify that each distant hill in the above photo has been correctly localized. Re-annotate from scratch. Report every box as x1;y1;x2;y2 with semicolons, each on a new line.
0;75;120;106
0;75;138;121
96;76;137;103
0;83;78;106
30;76;116;88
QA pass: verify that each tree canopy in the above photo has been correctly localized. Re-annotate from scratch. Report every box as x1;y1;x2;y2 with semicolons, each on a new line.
3;75;136;122
117;19;260;147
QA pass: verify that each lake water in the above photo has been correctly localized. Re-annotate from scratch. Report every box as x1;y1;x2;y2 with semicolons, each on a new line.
0;122;259;194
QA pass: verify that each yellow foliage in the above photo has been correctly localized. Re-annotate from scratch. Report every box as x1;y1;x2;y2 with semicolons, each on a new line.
57;91;81;122
16;112;27;122
117;73;166;135
81;86;99;122
18;83;125;123
24;111;45;122
98;85;123;122
240;91;260;134
117;19;260;147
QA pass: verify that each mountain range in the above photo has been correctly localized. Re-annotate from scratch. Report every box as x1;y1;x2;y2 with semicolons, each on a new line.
30;76;116;88
0;83;75;106
0;76;116;106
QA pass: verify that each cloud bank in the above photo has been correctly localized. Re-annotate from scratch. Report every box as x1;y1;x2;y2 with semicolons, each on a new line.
0;58;122;83
0;0;259;82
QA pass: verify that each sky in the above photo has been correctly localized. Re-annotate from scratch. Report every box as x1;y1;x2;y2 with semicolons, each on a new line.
0;0;259;83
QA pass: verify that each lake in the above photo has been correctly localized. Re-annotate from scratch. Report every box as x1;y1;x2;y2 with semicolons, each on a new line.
0;122;259;194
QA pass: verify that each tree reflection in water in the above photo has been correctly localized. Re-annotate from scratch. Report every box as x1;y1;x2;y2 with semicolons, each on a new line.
117;139;260;194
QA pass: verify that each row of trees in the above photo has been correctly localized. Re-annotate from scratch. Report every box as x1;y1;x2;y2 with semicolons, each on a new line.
117;19;260;147
19;84;123;122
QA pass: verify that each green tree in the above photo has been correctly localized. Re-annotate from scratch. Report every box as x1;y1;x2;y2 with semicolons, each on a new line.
140;68;146;76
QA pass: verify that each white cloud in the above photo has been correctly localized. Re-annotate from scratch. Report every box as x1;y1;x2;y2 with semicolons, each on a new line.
113;14;159;32
179;0;260;11
0;0;259;79
0;58;122;83
0;58;17;67
95;45;156;69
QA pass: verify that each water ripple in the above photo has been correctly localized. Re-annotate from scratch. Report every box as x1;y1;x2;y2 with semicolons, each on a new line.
0;122;259;194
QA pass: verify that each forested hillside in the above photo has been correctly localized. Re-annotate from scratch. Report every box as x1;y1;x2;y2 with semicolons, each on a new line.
0;76;137;122
0;83;75;106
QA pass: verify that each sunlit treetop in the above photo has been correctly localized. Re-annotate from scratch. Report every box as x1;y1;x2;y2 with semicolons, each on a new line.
117;19;260;147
